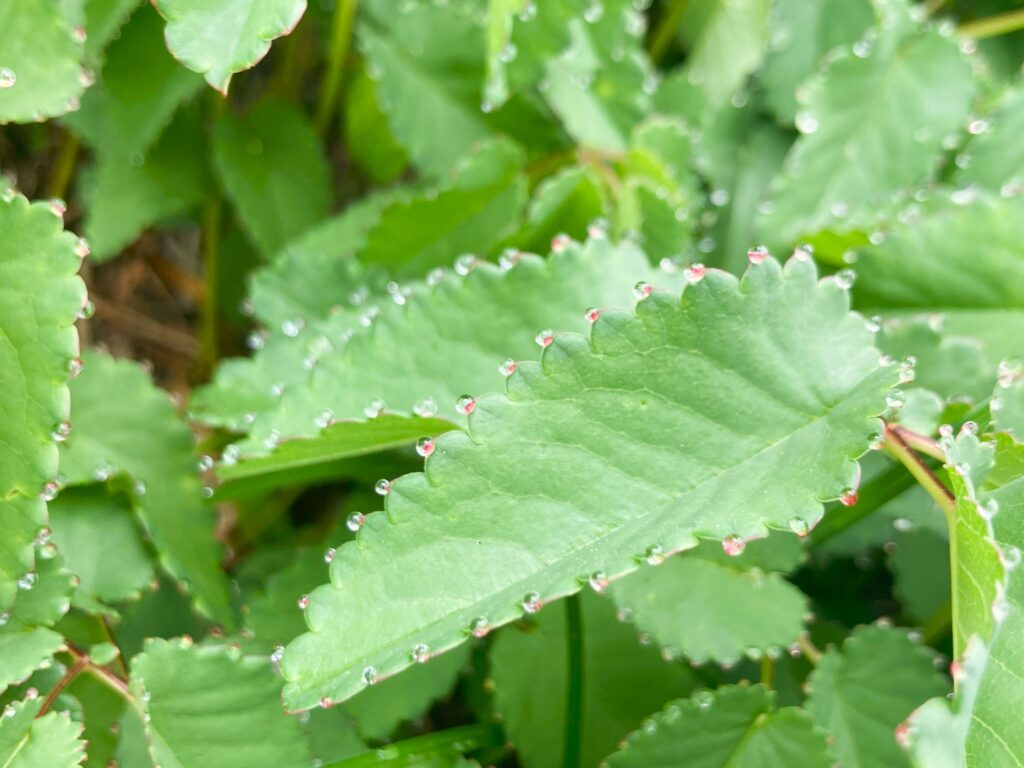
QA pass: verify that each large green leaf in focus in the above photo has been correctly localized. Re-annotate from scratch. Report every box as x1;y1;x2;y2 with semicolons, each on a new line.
153;0;306;92
82;107;211;260
610;539;807;665
0;0;87;123
358;139;527;277
678;0;771;105
0;553;73;693
760;0;875;124
212;100;331;257
238;237;673;460
854;193;1024;362
0;194;85;611
491;591;697;767
280;254;895;709
133;640;310;767
604;684;832;767
907;433;1024;766
59;352;232;625
0;695;85;767
66;4;203;161
805;623;948;768
757;0;974;247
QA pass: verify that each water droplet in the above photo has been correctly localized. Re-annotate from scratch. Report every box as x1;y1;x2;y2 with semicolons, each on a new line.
788;517;809;537
893;517;913;532
362;666;378;685
645;545;665;566
834;269;856;290
315;409;334;429
499;358;517;377
413;397;438;418
792;244;813;261
634;281;653;299
74;238;90;259
967;119;989;135
416;437;435;458
297;595;309;610
40;481;58;501
795;111;819;134
885;390;906;410
853;39;872;57
18;572;36;590
551;234;570;253
684;264;706;283
426;267;447;286
359;306;380;327
587;219;608;240
584;307;601;323
499;42;517;63
993;596;1010;622
522;591;542;613
51;421;71;442
346;513;366;532
519;1;537;20
348;286;369;306
454;254;477;276
49;198;67;218
375;479;391;496
0;613;10;629
693;690;714;710
839;488;859;507
747;245;768;265
535;329;554;347
263;430;280;449
411;643;431;663
1002;545;1021;570
364;399;386;418
499;249;521;271
0;68;15;88
709;188;729;207
470;616;490;638
324;547;336;564
588;571;609;592
455;394;476;415
722;535;746;556
319;696;332;708
584;1;604;23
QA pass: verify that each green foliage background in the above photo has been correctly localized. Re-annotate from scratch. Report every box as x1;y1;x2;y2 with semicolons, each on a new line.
2;0;1024;765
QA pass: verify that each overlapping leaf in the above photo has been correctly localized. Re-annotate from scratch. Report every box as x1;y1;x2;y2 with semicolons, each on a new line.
0;195;85;611
132;640;310;767
757;0;974;248
605;684;832;767
280;254;894;709
805;623;948;767
0;694;85;767
951;84;1024;194
491;591;697;767
153;0;306;92
0;0;87;123
59;352;232;624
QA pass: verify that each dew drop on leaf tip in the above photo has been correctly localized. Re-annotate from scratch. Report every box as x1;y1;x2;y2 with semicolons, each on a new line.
683;264;705;284
521;592;542;613
0;67;15;88
297;595;309;610
747;245;768;264
364;398;385;418
346;513;366;532
413;397;437;417
455;394;475;415
585;307;601;323
374;479;391;496
499;358;517;377
535;329;554;347
550;233;570;253
323;548;336;564
362;666;378;685
721;535;745;556
469;616;490;638
411;643;431;663
634;281;653;300
839;488;859;507
415;437;435;458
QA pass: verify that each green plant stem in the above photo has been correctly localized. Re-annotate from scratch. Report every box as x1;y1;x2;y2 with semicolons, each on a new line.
65;646;139;711
46;131;80;202
325;723;504;767
798;634;821;666
647;0;689;63
315;0;358;136
883;424;955;525
760;656;774;687
959;8;1024;40
37;654;88;716
564;593;584;768
197;93;225;379
891;426;945;462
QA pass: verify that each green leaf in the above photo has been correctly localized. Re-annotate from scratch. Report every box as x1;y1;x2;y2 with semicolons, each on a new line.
542;9;651;152
490;591;697;767
82;107;211;260
0;0;86;123
679;0;771;105
511;165;606;256
906;434;1024;766
66;4;203;160
280;254;894;709
610;541;808;665
604;684;832;768
888;529;951;625
757;1;974;247
0;553;73;693
152;0;306;92
59;352;232;625
993;371;1024;437
805;623;948;768
81;0;140;62
212;100;331;257
952;84;1024;195
760;0;875;124
133;639;310;767
854;193;1024;363
358;139;527;277
0;194;85;610
0;695;85;767
344;66;408;185
359;0;493;177
48;485;156;608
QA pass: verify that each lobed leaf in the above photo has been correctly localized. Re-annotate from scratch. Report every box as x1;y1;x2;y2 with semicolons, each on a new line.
951;84;1024;195
59;352;233;625
152;0;306;92
0;694;85;767
604;684;832;767
280;254;894;709
0;194;85;611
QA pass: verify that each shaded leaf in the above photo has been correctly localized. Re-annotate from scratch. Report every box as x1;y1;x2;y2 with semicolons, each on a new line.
605;684;832;768
280;255;894;709
679;0;771;105
0;695;85;767
952;84;1024;195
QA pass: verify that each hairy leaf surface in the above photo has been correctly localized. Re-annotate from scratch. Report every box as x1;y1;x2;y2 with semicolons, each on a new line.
281;255;893;709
